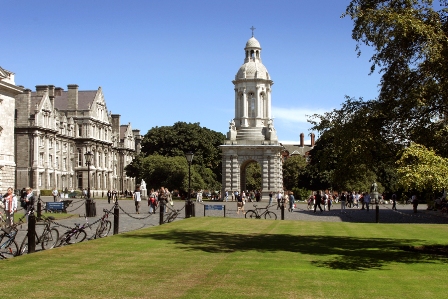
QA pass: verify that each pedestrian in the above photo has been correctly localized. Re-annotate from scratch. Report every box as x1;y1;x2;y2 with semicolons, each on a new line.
133;185;141;214
231;191;234;201
340;192;347;212
327;194;332;211
107;190;112;204
158;187;168;212
149;188;157;214
314;191;323;213
412;194;418;213
269;191;273;206
24;187;35;221
2;187;17;227
255;190;261;202
224;190;228;202
391;193;397;210
166;188;174;207
364;192;371;211
112;189;118;203
288;191;295;212
236;192;245;215
276;191;283;210
52;187;59;202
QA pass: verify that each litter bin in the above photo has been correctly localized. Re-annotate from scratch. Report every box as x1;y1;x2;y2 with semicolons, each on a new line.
85;199;97;217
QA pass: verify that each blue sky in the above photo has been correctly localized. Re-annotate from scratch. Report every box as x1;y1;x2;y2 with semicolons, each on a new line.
2;0;381;143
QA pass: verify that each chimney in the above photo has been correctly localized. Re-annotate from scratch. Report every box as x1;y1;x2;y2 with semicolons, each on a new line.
111;114;121;137
35;85;49;97
67;84;78;110
55;87;64;96
48;85;55;109
300;133;304;147
310;133;315;147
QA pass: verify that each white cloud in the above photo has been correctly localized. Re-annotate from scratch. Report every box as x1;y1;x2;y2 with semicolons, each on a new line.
272;106;329;123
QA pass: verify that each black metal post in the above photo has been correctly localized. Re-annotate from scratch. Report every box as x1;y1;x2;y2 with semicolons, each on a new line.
28;211;36;254
376;204;379;223
113;201;119;235
37;195;42;221
281;202;285;220
159;200;165;225
186;162;192;218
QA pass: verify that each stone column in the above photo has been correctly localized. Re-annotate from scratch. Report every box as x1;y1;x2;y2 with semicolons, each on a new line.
232;155;239;192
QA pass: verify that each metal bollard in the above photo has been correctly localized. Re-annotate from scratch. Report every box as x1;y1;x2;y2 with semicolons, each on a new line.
281;203;285;220
191;201;195;217
113;202;119;235
28;212;36;254
37;195;42;221
159;201;165;225
376;205;379;223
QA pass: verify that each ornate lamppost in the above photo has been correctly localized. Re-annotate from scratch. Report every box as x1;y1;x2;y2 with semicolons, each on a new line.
185;151;194;218
84;151;96;217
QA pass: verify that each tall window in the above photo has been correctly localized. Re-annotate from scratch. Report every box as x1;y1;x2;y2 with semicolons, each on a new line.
249;92;255;118
78;149;82;166
49;155;53;168
78;124;82;137
55;157;59;169
63;158;67;170
39;153;44;166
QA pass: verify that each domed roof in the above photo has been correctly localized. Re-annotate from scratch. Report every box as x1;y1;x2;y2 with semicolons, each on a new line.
245;37;261;49
236;61;270;80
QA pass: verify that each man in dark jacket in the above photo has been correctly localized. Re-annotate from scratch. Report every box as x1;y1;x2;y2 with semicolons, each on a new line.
314;191;323;213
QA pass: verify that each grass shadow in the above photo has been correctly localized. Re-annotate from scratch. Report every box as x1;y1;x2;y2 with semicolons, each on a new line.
122;229;448;271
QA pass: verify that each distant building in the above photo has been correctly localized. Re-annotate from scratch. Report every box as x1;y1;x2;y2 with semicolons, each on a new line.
14;84;141;195
0;67;23;194
280;133;315;162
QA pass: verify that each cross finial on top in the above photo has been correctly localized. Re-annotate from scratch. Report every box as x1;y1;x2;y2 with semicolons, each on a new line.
250;26;256;37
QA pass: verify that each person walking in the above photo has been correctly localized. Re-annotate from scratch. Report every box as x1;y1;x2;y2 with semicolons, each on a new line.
24;187;35;222
276;191;283;210
314;191;323;213
112;189;118;203
412;194;418;213
288;191;295;212
224;190;228;202
133;185;141;214
269;191;273;206
149;188;157;214
52;187;59;202
236;192;245;215
166;188;173;207
364;192;371;211
340;192;347;212
327;194;332;211
391;193;397;210
107;190;112;204
3;187;17;227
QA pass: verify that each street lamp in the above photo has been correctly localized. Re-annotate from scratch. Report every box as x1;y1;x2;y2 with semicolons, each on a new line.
84;151;96;217
185;151;194;218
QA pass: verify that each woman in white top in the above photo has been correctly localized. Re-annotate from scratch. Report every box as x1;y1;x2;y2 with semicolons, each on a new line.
2;187;17;227
133;186;141;214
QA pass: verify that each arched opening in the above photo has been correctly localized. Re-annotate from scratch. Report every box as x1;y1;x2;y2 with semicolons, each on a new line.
240;160;261;192
250;50;255;60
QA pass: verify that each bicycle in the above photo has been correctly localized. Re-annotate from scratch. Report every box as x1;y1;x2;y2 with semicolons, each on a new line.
57;217;91;247
18;215;59;255
163;207;180;224
0;226;19;259
245;204;277;220
95;209;112;239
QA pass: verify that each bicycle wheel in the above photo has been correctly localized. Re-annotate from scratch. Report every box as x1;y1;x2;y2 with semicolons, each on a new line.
0;240;18;258
96;221;111;238
41;228;59;250
70;230;87;244
19;233;39;256
245;210;257;219
264;211;277;220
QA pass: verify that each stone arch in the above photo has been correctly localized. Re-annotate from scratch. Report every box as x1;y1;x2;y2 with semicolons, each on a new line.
240;159;261;192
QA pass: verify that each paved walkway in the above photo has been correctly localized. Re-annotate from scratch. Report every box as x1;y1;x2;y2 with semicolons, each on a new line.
7;197;447;257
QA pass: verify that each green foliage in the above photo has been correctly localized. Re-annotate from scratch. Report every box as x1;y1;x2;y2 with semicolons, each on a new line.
396;143;448;191
283;155;307;190
245;162;261;191
291;187;310;201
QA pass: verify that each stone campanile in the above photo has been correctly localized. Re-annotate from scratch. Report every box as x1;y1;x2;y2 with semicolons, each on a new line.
221;34;283;199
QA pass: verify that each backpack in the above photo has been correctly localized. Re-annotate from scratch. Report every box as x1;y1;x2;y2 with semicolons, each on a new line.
20;199;27;209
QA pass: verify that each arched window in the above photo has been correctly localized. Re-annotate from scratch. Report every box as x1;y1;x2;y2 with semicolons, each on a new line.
249;92;255;118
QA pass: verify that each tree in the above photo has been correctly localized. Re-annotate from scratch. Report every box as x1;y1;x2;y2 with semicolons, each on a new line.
343;0;448;157
396;143;448;192
283;155;307;190
135;122;226;190
141;122;225;180
245;162;261;191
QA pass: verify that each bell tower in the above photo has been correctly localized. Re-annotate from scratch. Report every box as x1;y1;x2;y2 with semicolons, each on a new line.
221;32;283;199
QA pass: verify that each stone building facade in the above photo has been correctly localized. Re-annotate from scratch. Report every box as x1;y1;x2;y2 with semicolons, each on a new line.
14;84;141;195
0;67;23;194
221;36;283;199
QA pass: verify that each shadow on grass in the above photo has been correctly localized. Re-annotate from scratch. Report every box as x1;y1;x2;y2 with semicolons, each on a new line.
122;230;447;271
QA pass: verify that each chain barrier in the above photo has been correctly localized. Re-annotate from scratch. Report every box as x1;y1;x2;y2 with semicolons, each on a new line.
66;201;85;213
380;203;448;221
117;202;156;220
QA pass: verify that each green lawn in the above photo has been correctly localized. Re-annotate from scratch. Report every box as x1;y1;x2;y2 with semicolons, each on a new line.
2;218;447;299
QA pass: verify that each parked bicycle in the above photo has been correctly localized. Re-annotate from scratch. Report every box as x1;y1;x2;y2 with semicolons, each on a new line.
18;215;59;255
245;204;277;220
163;206;180;224
57;217;91;247
95;209;112;239
0;226;19;259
